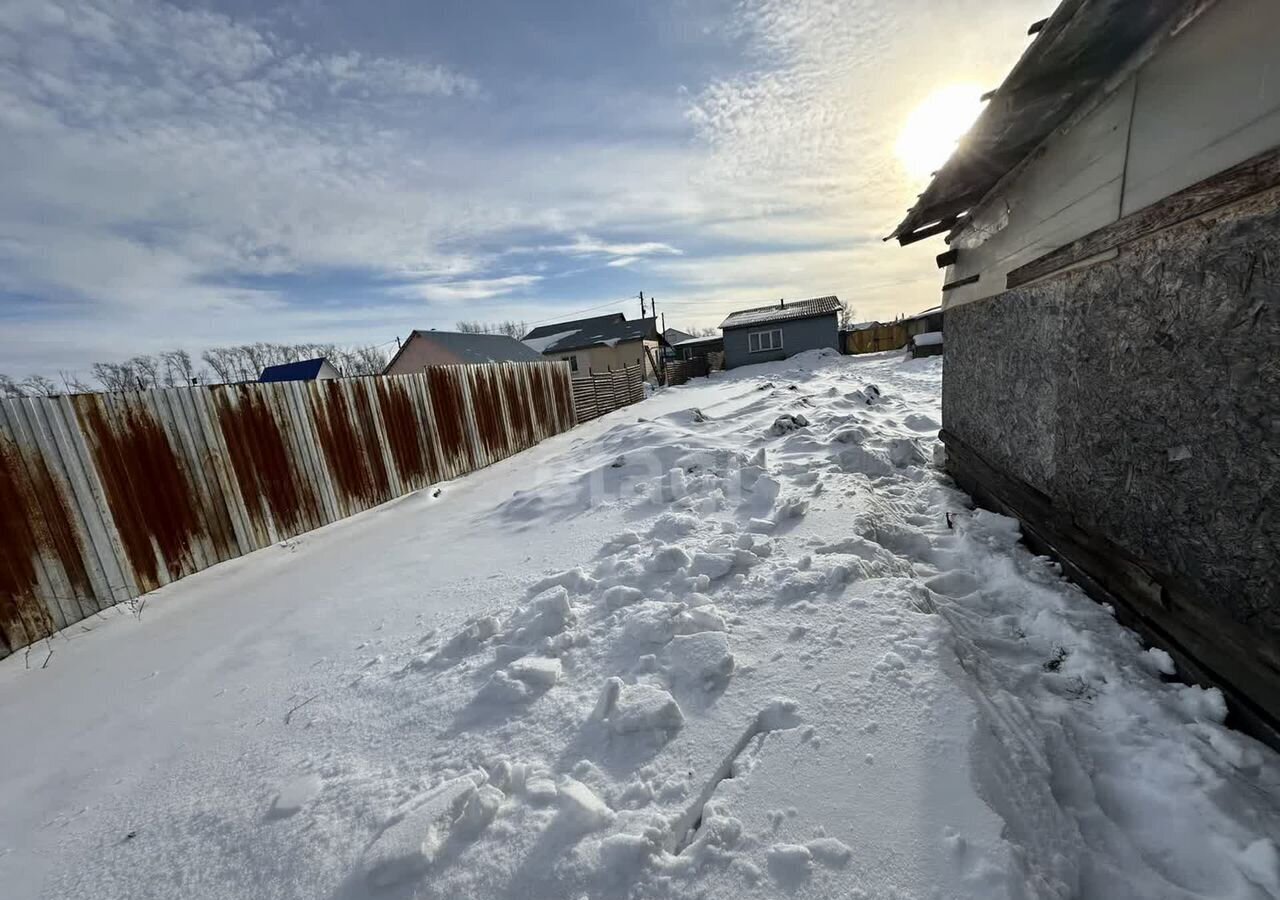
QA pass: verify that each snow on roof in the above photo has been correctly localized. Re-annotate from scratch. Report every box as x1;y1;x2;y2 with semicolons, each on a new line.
672;335;722;347
522;329;580;354
719;296;841;331
911;331;944;347
522;314;658;353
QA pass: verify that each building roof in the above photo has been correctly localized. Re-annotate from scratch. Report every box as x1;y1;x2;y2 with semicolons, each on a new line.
663;327;695;344
258;358;334;382
672;335;723;348
382;330;543;373
719;296;841;331
888;0;1190;245
522;314;660;354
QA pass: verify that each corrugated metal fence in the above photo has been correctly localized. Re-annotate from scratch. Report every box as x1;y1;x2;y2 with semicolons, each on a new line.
0;361;575;658
570;364;645;423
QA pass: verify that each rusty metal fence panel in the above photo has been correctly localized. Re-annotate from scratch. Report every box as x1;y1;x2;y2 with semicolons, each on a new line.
0;360;575;658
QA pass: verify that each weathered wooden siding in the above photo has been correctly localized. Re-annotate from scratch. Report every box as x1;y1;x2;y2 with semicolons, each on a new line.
944;0;1280;307
0;361;575;657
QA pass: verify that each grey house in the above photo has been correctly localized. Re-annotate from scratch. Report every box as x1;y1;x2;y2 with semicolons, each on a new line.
719;296;841;369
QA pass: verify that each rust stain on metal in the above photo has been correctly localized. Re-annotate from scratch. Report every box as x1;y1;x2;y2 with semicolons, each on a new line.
501;367;533;447
215;387;319;536
470;367;508;460
75;397;203;590
528;365;551;429
0;438;61;649
552;368;574;426
426;367;469;466
376;379;435;486
351;381;391;500
314;381;386;508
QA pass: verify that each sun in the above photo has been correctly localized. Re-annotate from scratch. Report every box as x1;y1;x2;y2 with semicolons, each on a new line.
895;85;985;180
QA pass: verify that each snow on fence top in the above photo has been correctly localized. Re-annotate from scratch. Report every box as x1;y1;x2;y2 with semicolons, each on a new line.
0;361;576;657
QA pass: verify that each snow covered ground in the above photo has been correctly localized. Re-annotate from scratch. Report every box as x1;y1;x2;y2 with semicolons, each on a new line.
2;350;1279;900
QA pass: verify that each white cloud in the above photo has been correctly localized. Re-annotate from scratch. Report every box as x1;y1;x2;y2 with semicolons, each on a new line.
606;257;640;268
391;275;543;303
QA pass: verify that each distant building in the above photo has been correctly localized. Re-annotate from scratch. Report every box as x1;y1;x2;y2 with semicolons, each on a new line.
670;334;724;362
258;358;340;383
719;296;840;369
888;0;1280;743
383;331;543;376
523;314;662;381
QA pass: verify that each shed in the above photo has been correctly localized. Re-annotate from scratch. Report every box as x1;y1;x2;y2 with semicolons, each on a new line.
383;331;542;376
718;296;841;369
889;0;1280;745
258;358;340;383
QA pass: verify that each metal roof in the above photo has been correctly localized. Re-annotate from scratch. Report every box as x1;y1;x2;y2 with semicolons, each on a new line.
258;358;333;382
382;331;543;373
719;296;841;331
888;0;1192;245
522;314;659;354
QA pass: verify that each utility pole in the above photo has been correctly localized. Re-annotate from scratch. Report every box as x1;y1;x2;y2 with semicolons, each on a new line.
638;291;646;318
651;297;657;320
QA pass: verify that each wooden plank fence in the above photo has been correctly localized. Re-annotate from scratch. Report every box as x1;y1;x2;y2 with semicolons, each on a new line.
0;361;576;658
663;357;710;387
569;364;645;423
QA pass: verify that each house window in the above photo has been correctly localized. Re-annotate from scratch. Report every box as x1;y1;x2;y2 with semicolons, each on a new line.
749;329;783;353
567;355;578;373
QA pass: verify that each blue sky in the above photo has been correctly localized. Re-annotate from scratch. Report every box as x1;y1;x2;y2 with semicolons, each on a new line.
0;0;1052;377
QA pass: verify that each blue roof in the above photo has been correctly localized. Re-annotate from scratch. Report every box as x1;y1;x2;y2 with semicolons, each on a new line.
258;358;331;382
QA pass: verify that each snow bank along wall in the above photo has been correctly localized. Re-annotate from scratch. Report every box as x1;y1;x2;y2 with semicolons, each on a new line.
938;0;1280;741
0;362;575;658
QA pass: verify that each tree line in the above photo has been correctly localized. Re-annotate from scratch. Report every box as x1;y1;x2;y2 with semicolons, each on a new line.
0;342;390;398
454;320;529;339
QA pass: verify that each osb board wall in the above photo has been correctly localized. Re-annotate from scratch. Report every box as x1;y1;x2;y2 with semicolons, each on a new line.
944;189;1279;642
0;362;575;658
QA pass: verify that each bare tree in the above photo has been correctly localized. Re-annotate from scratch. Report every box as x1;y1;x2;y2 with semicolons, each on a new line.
201;348;237;384
839;300;857;330
129;354;161;389
0;374;26;398
20;375;60;396
455;320;529;339
90;361;138;392
160;349;194;386
58;370;94;394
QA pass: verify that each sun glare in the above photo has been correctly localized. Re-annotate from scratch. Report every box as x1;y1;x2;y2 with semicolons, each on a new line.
895;84;985;180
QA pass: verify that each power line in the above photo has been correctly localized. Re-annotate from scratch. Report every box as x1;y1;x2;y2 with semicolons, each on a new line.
521;296;638;327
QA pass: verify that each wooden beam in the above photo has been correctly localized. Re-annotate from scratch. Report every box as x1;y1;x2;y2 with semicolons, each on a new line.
1007;144;1280;289
935;248;959;269
940;273;979;292
895;215;960;246
1027;17;1048;35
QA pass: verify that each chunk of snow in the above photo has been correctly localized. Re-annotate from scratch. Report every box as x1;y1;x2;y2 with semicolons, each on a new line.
363;775;480;889
603;585;644;610
606;684;685;734
766;843;812;883
507;656;562;688
666;631;735;689
806;837;852;867
648;545;691;572
557;778;614;832
1143;647;1176;676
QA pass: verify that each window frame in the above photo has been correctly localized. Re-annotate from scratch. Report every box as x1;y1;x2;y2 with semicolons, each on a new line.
567;355;578;373
748;328;784;353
